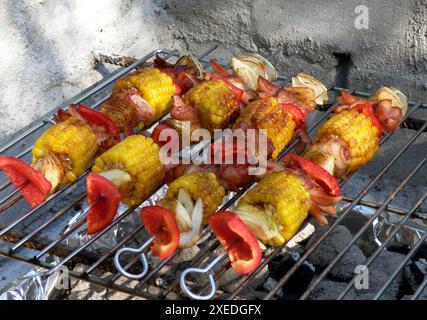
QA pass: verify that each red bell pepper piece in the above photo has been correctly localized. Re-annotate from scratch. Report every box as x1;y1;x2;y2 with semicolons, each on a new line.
283;153;341;196
351;103;382;137
140;206;180;259
0;157;52;208
282;103;307;129
340;91;358;105
151;121;179;147
86;173;121;234
75;104;121;141
209;211;262;274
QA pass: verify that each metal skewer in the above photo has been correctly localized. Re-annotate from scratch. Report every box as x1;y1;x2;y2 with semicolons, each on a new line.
114;235;155;280
34;199;98;260
180;253;225;300
0;181;28;213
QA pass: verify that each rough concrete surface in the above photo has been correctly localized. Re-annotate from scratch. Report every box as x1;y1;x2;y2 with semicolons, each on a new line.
0;0;426;138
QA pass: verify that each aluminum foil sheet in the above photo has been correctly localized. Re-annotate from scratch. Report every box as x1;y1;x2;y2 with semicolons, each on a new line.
338;202;427;249
0;256;60;300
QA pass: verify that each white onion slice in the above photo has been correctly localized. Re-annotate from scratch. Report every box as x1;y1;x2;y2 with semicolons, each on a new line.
178;188;194;214
292;72;328;105
231;54;278;91
179;198;203;248
175;200;192;231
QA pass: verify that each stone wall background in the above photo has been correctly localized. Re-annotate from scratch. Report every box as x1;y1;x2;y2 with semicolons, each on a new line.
0;0;426;138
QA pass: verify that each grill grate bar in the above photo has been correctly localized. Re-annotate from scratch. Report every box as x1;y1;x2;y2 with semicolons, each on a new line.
84;224;145;275
19;46;217;277
0;194;22;214
42;204;139;275
411;277;427;300
0;49;180;220
0;48;189;253
156;95;340;299
337;191;427;299
264;118;427;300
160;235;220;298
226;100;424;299
373;231;427;300
0;184;24;207
299;157;426;300
10;194;86;253
0;181;12;193
341;196;427;219
14;93;115;160
34;203;90;260
0;170;89;238
0;122;45;155
0;93;117;192
0;49;171;155
0;46;426;301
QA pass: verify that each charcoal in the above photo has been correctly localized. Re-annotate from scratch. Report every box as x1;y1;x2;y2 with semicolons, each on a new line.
219;263;269;296
370;250;406;284
306;225;366;281
305;269;397;300
307;280;347;300
342;250;407;300
401;288;427;300
346;269;399;300
404;258;427;292
264;252;315;300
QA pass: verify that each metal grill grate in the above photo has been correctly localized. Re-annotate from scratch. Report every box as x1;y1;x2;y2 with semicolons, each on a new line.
0;46;426;300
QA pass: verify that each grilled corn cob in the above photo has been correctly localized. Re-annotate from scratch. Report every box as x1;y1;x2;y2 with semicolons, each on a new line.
233;97;296;159
236;171;310;246
314;109;380;173
32;117;98;191
92;135;165;206
183;80;240;133
165;171;225;223
102;67;176;130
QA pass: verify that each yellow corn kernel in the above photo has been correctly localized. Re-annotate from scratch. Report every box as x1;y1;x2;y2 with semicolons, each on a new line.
32;117;98;185
183;80;240;133
92;135;165;206
233;97;296;159
315;109;380;173
104;67;176;130
238;171;310;246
